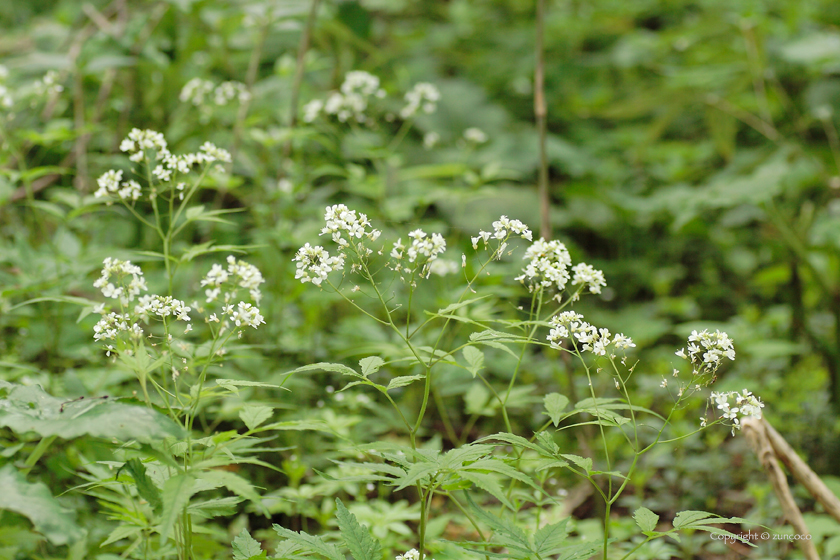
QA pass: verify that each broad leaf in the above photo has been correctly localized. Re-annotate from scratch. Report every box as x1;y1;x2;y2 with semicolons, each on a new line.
634;507;659;533
0;381;183;442
534;518;570;555
359;356;384;377
240;406;274;431
0;464;84;545
273;525;344;560
462;346;485;377
544;393;570;426
387;375;424;391
123;458;162;513
159;474;196;544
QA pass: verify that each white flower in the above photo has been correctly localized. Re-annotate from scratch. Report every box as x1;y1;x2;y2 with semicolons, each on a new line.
396;550;421;560
612;333;635;349
515;238;572;298
134;295;191;322
33;70;63;96
303;99;323;123
293;243;345;285
0;85;11;109
401;82;440;118
423;131;440;149
199;142;232;163
320;204;381;248
120;128;168;158
676;329;735;375
179;78;214;105
93;258;147;305
229;302;265;329
709;389;763;434
93;312;141;341
429;259;458;276
571;263;607;295
94;170;124;198
464;127;488;143
472;216;532;257
403;229;447;277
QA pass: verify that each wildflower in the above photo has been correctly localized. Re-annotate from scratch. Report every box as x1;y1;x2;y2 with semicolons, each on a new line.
93;258;147;305
302;99;323;122
429;259;459;276
134;295;191;322
94;170;124;199
293;243;345;285
120;128;168;161
464;127;488;143
423;131;440;149
396;550;421;560
321;204;381;248
229;302;265;329
33;70;63;96
660;379;668;388
179;78;214;105
401;82;440;118
515;238;572;297
401;229;447;277
0;85;11;109
320;71;386;123
571;263;607;295
709;389;764;435
472;216;532;257
675;329;735;376
199;142;232;163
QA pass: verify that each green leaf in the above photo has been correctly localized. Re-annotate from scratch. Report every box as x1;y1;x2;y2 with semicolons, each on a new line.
359;356;384;377
0;381;184;442
559;454;593;474
534;518;570;555
634;507;659;532
393;462;439;491
215;379;281;394
123;458;162;513
239;406;274;431
286;362;361;378
434;297;488;316
159;474;196;544
544;393;569;426
334;498;382;560
273;525;344;560
458;470;514;510
387;375;424;391
100;524;143;547
462;458;541;491
672;510;715;529
0;464;84;545
464;492;531;555
197;470;268;516
462;346;485;377
232;528;266;560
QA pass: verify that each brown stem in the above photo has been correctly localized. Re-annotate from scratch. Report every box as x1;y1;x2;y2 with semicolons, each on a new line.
535;0;550;240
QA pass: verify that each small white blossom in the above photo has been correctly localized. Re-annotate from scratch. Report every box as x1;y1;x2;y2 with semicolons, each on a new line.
293;243;345;285
515;238;572;299
464;127;488;144
134;295;192;322
93;258;147;305
401;82;440;118
675;329;735;375
229;302;265;329
571;263;607;295
423;131;440;149
303;99;323;123
709;389;764;435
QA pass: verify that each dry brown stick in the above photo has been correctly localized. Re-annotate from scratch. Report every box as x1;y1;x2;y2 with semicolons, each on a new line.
764;418;840;523
741;417;820;560
534;0;551;241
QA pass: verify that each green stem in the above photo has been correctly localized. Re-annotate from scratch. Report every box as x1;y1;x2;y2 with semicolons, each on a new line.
21;435;57;476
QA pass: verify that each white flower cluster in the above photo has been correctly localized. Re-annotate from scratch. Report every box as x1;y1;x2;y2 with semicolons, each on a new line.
228;301;265;329
675;329;735;374
200;255;266;304
321;204;382;249
33;70;63;97
134;295;191;322
119;128;168;162
515;238;572;295
401;82;440;118
471;215;533;258
93;258;148;305
94;169;142;202
179;78;250;107
571;263;607;295
93;312;143;342
390;229;447;278
464;127;488;144
293;243;345;286
709;389;764;434
395;550;421;560
547;311;635;356
303;71;386;124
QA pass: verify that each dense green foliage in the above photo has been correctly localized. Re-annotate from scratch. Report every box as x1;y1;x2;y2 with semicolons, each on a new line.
2;0;840;559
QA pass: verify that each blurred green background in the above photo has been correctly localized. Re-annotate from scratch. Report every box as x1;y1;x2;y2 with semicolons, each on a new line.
2;0;840;558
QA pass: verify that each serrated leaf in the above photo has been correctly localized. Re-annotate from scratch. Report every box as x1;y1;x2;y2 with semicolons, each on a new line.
544;393;569;426
634;507;659;532
197;470;268;516
458;471;514;510
0;464;84;545
100;524;143;547
123;458;162;513
0;381;184;442
159;474;196;544
286;362;361;378
464;492;531;554
476;432;544;454
232;528;266;560
387;375;424;391
475;340;520;360
534;518;570;555
435;297;487;315
559;454;592;474
359;357;384;377
239;406;273;431
393;462;439;491
462;346;485;377
673;510;715;529
463;458;541;491
215;379;281;394
335;498;382;560
273;525;344;560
